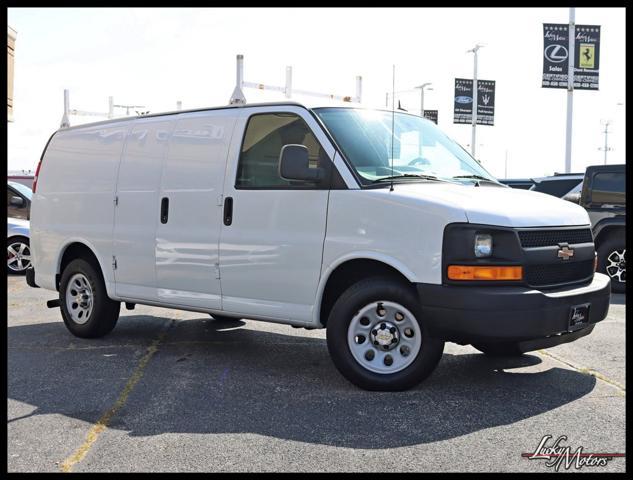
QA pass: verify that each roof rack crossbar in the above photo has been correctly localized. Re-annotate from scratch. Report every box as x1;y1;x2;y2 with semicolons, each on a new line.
229;54;362;105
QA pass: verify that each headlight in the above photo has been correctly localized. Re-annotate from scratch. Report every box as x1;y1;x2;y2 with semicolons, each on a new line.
474;234;493;258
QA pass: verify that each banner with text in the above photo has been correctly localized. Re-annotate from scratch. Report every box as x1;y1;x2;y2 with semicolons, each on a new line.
453;78;495;126
542;23;600;90
423;110;438;124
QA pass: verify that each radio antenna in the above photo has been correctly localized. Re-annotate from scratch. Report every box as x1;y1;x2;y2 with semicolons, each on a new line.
390;64;395;192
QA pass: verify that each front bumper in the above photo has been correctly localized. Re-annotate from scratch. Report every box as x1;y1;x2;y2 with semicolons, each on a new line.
417;273;611;348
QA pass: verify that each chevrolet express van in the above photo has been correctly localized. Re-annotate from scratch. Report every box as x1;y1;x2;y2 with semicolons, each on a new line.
27;102;611;391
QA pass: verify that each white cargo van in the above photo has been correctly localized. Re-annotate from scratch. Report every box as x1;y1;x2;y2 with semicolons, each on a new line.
27;102;611;391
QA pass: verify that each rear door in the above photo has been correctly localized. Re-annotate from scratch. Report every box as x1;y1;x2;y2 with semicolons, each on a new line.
218;106;336;323
154;110;238;309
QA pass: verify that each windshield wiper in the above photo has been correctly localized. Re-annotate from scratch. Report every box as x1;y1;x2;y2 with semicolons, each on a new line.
373;174;441;183
452;174;502;185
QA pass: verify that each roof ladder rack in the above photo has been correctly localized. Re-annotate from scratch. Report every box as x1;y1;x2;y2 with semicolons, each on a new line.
60;90;178;129
229;54;362;105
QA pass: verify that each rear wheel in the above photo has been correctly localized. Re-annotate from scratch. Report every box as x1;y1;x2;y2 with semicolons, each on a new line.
326;277;444;391
7;236;31;275
597;233;626;294
473;342;525;356
59;258;120;338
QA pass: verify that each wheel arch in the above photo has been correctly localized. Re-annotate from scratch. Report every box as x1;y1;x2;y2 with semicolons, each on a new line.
56;239;111;295
315;254;417;328
594;221;626;247
7;234;30;243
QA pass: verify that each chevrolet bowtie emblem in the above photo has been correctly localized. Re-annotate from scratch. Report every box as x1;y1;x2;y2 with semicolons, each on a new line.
557;244;575;260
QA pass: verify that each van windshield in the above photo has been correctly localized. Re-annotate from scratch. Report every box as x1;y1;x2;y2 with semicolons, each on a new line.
313;107;499;186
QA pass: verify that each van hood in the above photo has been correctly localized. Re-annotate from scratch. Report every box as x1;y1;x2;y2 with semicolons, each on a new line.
385;182;590;228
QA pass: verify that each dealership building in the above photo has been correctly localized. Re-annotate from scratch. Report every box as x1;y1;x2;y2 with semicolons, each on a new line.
8;25;16;122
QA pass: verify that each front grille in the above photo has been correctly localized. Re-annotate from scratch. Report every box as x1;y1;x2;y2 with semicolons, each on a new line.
518;229;593;248
525;260;594;288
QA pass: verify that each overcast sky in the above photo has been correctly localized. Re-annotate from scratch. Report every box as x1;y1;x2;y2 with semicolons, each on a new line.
7;7;626;178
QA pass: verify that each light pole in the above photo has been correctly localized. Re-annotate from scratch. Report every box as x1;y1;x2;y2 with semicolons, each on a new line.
415;83;433;117
598;103;623;165
466;143;484;162
564;7;576;173
467;44;484;158
599;119;613;165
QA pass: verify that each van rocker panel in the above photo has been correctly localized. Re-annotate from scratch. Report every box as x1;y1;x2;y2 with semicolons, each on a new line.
416;273;610;345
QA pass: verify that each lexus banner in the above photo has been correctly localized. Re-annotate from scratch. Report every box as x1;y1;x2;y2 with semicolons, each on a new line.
542;23;600;90
423;110;438;124
453;78;495;126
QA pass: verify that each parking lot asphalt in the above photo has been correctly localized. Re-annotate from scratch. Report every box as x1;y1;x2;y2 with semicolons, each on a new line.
8;275;626;472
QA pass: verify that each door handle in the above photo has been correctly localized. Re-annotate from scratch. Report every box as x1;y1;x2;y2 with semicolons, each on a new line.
160;197;169;224
223;197;233;226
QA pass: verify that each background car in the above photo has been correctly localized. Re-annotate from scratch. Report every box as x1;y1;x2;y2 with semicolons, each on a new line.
498;178;536;190
7;217;31;275
8;181;32;220
562;180;584;203
528;172;585;198
579;164;626;293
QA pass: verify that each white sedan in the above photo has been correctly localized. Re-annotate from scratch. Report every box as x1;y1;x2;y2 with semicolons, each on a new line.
7;217;31;274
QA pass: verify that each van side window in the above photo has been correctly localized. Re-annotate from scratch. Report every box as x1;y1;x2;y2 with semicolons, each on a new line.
236;113;327;189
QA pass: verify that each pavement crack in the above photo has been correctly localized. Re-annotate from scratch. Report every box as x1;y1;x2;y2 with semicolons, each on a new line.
59;319;176;472
538;349;625;395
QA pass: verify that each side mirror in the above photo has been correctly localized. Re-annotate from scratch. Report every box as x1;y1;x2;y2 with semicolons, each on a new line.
563;192;581;204
279;144;323;182
10;196;25;207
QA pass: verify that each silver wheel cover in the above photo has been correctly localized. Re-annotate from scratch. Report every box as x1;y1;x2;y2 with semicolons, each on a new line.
347;301;422;375
605;249;626;284
65;273;94;325
7;241;31;272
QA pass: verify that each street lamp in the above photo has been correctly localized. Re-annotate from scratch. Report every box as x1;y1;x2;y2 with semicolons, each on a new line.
598;103;624;165
414;83;433;117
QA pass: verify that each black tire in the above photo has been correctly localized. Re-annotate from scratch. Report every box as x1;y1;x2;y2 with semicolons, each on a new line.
59;258;120;338
596;232;626;294
7;236;31;275
326;276;444;391
473;342;525;356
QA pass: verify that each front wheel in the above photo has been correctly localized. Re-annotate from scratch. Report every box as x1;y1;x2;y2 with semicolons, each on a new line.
59;258;120;338
326;277;444;391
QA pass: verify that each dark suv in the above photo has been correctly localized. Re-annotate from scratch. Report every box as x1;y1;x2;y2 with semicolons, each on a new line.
529;172;585;198
571;165;625;293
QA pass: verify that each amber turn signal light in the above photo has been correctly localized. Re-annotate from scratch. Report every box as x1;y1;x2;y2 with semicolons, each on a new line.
447;265;523;281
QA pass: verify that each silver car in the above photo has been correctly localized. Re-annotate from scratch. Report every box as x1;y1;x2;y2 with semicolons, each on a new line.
7;217;31;274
